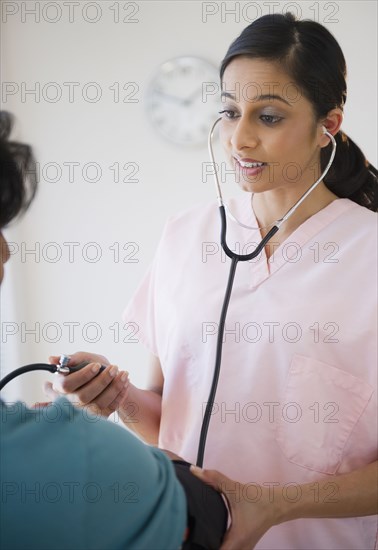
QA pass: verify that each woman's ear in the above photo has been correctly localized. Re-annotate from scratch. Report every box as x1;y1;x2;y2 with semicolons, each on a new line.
319;108;343;148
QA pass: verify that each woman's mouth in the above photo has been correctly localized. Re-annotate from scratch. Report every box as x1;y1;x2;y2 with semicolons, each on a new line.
234;158;267;176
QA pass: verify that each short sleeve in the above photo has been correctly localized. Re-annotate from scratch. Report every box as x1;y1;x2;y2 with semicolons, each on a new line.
122;200;222;362
122;218;171;357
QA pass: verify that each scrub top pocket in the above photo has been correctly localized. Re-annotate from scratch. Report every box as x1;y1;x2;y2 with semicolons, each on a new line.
275;354;374;475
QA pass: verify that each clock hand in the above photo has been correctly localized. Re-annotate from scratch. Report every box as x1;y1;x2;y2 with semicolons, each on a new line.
183;85;205;106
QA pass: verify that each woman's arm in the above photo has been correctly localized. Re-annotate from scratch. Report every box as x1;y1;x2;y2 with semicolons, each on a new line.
118;354;164;445
191;460;378;550
45;352;163;445
280;460;378;520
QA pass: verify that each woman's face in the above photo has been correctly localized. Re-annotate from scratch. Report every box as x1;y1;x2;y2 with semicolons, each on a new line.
219;56;324;194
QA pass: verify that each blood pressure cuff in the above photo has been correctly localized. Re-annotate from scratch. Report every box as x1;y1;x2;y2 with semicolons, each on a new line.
173;460;228;549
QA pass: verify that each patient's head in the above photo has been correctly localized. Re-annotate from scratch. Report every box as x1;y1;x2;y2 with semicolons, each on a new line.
0;111;38;283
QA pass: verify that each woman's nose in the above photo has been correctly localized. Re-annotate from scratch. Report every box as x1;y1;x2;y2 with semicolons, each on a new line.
230;116;259;153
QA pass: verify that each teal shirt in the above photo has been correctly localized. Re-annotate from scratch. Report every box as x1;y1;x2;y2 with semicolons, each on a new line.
0;397;187;550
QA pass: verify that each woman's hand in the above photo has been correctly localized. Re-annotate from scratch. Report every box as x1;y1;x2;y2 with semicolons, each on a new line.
190;466;283;550
44;352;130;418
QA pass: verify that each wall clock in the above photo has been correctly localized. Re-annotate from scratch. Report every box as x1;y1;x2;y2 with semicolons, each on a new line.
145;56;221;146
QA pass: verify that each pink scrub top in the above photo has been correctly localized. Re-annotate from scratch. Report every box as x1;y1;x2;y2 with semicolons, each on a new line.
123;193;378;549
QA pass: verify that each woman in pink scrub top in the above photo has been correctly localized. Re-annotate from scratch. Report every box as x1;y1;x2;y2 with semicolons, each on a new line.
48;13;378;550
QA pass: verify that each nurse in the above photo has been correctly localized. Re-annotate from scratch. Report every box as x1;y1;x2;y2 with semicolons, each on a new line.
48;12;378;549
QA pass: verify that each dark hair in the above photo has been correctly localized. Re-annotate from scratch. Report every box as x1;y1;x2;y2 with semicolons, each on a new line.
220;13;378;212
0;111;38;228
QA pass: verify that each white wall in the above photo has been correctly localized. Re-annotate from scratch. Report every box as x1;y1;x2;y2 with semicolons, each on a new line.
1;0;377;404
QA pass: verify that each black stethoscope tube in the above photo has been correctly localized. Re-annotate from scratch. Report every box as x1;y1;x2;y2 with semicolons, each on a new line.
220;205;280;261
196;207;279;467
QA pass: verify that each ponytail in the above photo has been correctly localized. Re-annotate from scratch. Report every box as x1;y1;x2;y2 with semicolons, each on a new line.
322;130;378;211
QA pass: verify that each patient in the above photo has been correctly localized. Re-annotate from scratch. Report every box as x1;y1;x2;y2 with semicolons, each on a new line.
0;111;227;550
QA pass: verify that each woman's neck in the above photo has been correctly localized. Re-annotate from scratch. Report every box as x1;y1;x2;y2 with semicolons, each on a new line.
252;182;339;239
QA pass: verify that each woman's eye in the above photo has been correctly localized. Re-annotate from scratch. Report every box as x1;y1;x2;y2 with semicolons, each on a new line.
218;109;239;119
218;110;283;124
260;114;283;124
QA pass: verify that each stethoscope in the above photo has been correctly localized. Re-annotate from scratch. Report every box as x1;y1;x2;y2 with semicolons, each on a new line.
0;119;336;468
195;117;336;467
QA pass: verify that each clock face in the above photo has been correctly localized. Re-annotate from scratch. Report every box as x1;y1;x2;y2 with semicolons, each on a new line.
145;56;221;146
